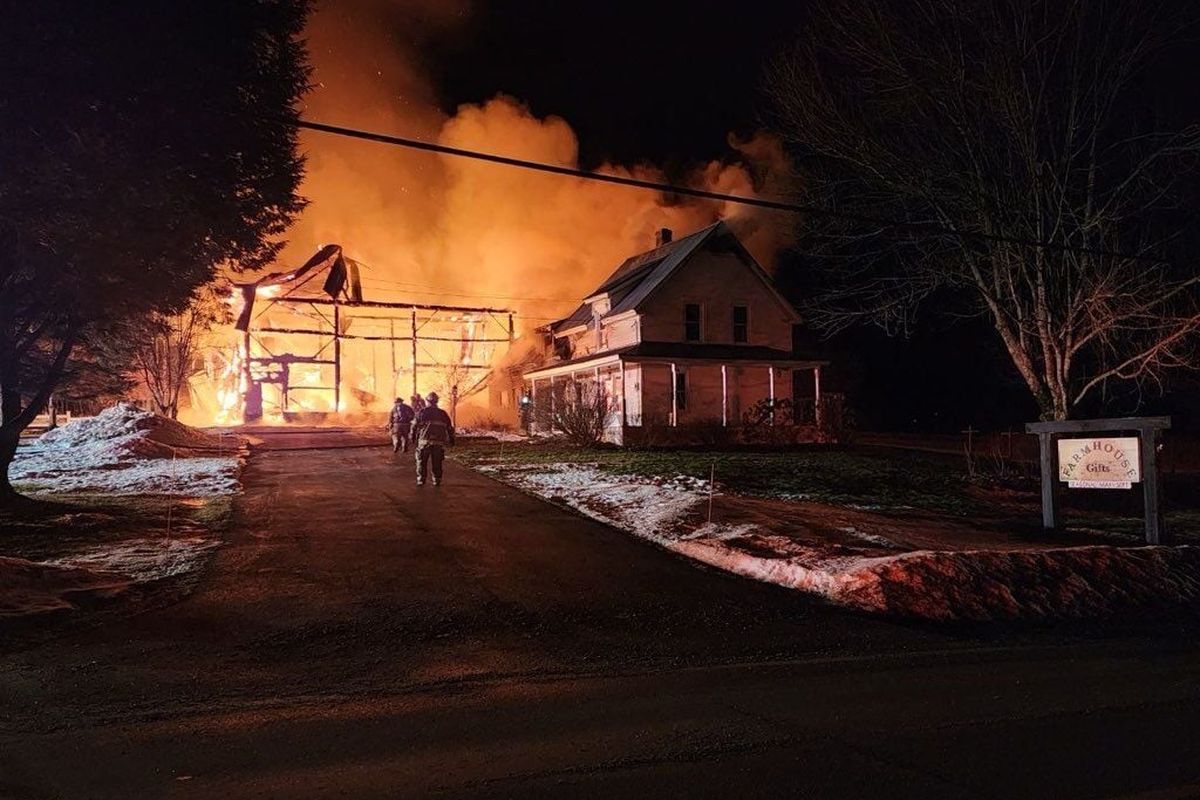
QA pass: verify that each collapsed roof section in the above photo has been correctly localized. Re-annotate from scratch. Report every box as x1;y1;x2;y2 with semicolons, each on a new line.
234;244;362;331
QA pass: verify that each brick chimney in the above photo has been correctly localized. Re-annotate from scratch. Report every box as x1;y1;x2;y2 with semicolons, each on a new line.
656;227;673;247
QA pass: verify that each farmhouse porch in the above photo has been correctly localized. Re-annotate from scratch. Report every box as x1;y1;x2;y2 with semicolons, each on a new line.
524;342;826;445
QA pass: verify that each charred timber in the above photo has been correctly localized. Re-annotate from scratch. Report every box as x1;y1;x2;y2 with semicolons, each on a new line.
269;297;512;315
248;355;336;365
254;326;511;343
413;362;491;370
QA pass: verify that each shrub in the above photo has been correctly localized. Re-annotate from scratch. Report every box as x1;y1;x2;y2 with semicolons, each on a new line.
544;381;615;447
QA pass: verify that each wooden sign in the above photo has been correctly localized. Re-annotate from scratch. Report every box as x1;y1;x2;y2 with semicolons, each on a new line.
1026;416;1170;544
1057;437;1140;489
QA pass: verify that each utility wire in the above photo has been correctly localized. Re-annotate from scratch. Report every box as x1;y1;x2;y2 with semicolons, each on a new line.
295;118;1163;265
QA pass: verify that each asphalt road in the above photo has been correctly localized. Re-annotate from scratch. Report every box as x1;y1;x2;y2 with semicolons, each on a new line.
2;429;1200;799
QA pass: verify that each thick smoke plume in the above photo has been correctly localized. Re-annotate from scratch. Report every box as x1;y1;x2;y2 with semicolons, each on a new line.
286;0;793;330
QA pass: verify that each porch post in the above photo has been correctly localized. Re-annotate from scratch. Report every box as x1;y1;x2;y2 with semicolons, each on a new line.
813;366;823;430
529;378;537;433
594;365;602;433
721;364;728;427
670;362;678;427
619;360;627;426
768;366;775;426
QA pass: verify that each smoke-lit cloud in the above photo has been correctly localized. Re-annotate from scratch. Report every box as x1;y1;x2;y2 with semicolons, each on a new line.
283;0;793;330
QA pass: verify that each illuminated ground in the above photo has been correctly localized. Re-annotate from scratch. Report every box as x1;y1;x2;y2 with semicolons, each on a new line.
2;428;1200;798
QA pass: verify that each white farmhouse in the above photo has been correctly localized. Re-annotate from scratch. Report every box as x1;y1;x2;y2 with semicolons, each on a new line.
522;222;827;444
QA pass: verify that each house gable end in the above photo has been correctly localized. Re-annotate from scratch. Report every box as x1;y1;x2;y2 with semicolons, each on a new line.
629;224;799;324
635;226;800;349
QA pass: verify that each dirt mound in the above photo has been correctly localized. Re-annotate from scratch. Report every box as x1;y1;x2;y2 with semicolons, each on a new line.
676;538;1200;622
0;556;130;617
852;545;1200;621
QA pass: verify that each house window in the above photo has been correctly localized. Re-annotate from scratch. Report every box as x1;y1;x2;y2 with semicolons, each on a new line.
732;305;749;343
674;369;687;411
554;337;572;360
684;303;702;342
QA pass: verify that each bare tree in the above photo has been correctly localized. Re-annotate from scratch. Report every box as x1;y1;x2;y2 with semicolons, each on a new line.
766;0;1200;420
434;361;490;426
130;284;230;419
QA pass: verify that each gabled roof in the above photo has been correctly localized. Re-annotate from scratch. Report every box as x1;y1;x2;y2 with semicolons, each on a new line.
602;224;720;317
550;225;714;334
550;222;798;335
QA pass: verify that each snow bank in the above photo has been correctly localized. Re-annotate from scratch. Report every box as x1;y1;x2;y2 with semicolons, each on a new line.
37;403;233;453
0;556;130;617
482;462;1200;621
11;403;241;496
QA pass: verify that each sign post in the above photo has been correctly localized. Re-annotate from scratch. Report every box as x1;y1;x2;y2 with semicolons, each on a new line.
1025;417;1171;545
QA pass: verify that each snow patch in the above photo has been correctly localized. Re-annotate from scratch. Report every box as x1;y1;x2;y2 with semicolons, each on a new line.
679;523;757;542
12;403;241;496
840;527;902;549
43;536;220;583
458;428;527;443
481;463;743;543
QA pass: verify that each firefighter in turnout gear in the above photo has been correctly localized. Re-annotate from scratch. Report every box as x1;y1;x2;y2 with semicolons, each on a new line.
388;397;415;453
413;391;455;485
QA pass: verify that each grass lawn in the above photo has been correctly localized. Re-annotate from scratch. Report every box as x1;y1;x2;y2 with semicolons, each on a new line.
0;493;230;561
455;440;978;514
455;438;1200;539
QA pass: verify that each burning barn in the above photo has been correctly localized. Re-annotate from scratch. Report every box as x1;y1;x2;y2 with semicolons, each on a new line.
203;245;514;425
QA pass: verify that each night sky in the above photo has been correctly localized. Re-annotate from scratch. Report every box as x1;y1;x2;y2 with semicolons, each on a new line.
426;0;811;168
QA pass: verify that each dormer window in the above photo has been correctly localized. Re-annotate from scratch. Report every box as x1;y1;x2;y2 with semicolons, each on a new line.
684;303;702;341
732;305;749;343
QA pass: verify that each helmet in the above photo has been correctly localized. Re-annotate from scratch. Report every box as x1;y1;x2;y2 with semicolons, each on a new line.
426;391;439;405
394;397;403;404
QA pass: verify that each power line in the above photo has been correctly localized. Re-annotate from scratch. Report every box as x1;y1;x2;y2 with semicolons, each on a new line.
294;117;1162;265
